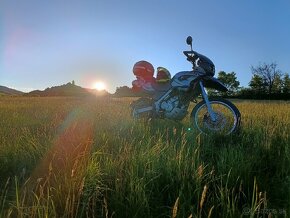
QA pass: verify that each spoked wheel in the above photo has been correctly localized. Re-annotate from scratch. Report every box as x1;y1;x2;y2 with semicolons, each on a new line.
191;98;241;135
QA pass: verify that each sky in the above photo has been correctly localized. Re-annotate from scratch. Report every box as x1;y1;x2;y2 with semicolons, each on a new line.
1;0;290;93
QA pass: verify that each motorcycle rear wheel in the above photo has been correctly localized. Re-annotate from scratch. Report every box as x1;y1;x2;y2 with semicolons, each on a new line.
191;98;241;135
130;97;153;119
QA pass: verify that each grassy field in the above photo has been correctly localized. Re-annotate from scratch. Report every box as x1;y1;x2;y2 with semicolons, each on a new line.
0;96;289;217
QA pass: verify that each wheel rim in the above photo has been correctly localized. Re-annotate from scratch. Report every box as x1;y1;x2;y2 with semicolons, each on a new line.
194;101;238;135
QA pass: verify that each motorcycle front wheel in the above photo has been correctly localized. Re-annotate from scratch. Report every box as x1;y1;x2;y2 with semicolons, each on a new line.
191;98;241;135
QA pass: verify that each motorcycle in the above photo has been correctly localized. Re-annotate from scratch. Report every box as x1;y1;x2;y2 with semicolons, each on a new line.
130;36;241;135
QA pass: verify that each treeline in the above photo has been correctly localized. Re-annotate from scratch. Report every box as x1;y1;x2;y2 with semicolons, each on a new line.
211;62;290;100
114;86;148;97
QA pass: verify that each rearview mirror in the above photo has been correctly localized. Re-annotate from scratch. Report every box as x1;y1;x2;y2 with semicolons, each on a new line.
186;36;192;45
186;36;193;51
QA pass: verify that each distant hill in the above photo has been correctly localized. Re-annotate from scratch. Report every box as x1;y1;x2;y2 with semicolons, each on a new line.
0;85;24;96
88;89;111;97
25;82;111;97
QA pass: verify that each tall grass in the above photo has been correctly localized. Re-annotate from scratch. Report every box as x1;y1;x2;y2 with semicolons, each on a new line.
0;97;289;217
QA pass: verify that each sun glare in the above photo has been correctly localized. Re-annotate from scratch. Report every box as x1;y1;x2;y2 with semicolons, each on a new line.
94;81;106;91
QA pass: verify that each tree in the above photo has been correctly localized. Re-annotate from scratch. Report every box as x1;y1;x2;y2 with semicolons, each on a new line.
217;71;240;96
282;73;290;94
272;74;283;94
251;62;282;97
114;86;136;97
249;74;266;93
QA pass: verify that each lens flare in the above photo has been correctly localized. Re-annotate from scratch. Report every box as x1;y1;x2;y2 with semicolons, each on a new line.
94;81;106;91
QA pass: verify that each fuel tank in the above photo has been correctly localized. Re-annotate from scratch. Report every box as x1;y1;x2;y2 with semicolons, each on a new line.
171;70;204;91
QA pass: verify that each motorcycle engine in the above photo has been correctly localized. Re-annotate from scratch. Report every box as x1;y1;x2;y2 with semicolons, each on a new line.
160;95;189;120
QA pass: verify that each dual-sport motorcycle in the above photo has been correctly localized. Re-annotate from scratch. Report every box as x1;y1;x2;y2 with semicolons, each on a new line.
130;36;241;135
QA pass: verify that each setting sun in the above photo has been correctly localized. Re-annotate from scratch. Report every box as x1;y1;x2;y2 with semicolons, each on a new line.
94;81;106;91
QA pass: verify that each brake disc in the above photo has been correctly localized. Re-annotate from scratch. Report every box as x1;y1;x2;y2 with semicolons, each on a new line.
203;112;227;131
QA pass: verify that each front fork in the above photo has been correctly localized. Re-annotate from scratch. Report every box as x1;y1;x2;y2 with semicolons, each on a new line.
199;81;216;121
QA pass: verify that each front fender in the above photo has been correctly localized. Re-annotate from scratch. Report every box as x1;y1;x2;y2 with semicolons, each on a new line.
202;77;228;92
